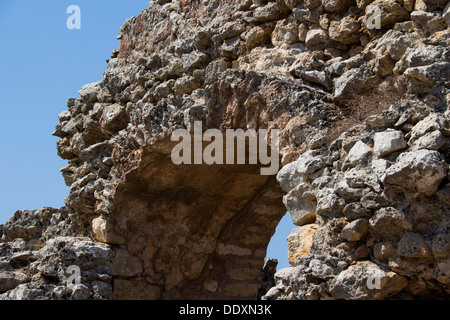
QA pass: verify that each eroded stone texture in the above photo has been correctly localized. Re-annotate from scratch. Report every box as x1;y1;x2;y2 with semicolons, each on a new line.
1;0;450;300
109;139;286;299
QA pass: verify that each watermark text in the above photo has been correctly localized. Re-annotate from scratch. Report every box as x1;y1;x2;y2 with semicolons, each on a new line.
67;5;81;30
171;122;280;175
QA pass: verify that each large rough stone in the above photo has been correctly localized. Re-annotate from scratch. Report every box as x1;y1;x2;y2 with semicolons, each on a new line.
78;82;101;102
322;0;355;13
411;130;446;151
374;241;395;260
364;0;409;28
444;2;450;26
373;129;407;157
410;113;450;141
0;271;29;294
333;66;378;99
369;207;412;239
411;11;446;34
244;26;271;51
343;202;372;220
394;44;446;75
181;51;210;72
329;261;408;300
301;71;333;91
205;59;230;84
287;224;318;264
252;2;290;22
277;151;325;192
329;16;360;44
316;188;346;217
284;186;317;226
382;150;448;196
344;141;372;168
92;216;125;244
431;231;450;258
70;284;92;300
100;104;128;132
342;218;369;242
397;232;431;259
305;28;329;47
272;17;299;46
111;248;143;277
404;62;450;84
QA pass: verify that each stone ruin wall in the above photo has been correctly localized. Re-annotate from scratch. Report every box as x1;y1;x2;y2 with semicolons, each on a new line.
1;0;450;300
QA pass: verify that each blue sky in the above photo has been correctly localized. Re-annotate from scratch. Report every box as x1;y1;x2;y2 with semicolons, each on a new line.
0;0;294;270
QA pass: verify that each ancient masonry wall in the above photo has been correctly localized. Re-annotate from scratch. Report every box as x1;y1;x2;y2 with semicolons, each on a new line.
1;0;449;300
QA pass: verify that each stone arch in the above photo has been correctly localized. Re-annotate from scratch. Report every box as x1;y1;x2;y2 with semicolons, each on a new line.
108;138;286;299
2;0;450;302
55;64;339;300
72;67;338;300
89;68;336;299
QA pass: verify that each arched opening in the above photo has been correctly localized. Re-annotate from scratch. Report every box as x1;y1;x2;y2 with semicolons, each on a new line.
108;138;287;300
266;212;296;271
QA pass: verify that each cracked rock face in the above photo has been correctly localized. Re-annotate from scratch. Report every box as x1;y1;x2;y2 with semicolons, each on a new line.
0;234;114;300
1;0;450;300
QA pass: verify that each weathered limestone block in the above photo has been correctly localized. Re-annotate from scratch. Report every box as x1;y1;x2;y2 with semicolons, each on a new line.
272;16;299;46
301;70;333;90
328;16;360;44
411;130;446;151
329;261;408;300
364;0;409;28
374;241;395;260
410;113;450;141
78;82;101;102
243;26;272;51
369;207;412;239
305;28;329;47
334;66;378;100
287;224;318;265
397;232;431;259
382;150;448;196
431;231;450;258
0;271;29;294
344;141;372;168
252;2;290;22
373;129;407;157
342;218;369;242
342;202;372;220
322;0;355;13
316;188;346;217
100;104;128;133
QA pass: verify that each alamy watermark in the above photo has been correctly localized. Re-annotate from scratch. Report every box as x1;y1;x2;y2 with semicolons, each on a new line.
66;265;81;289
366;275;382;290
67;5;81;30
366;5;382;30
171;121;280;176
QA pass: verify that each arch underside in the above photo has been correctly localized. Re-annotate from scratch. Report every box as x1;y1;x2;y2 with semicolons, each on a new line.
110;139;286;299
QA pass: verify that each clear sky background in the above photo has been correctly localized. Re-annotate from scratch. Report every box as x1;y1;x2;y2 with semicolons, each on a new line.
0;0;295;270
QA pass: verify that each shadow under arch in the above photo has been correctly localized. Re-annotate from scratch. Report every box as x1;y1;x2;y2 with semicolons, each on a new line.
109;138;287;300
